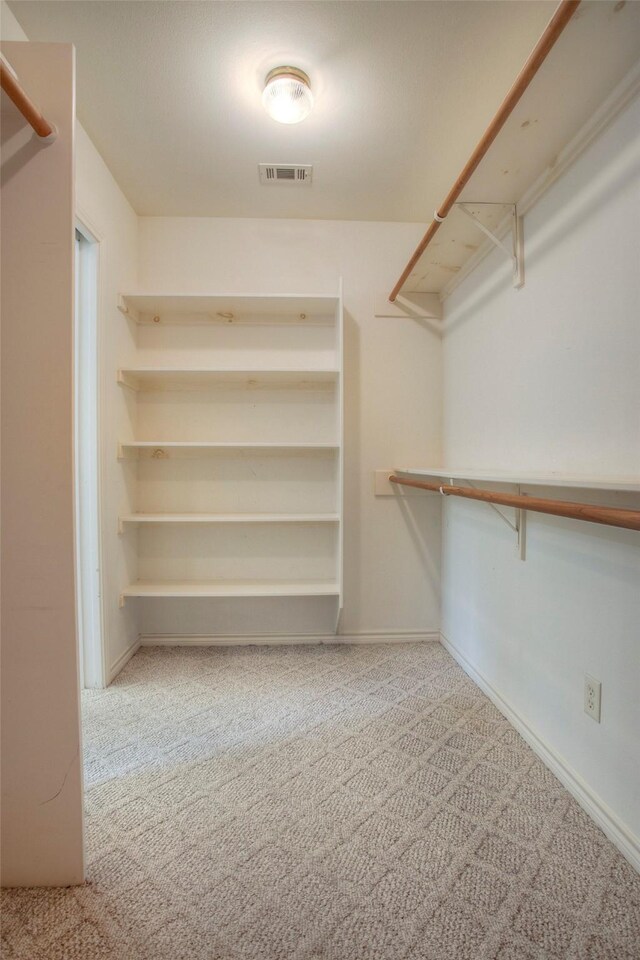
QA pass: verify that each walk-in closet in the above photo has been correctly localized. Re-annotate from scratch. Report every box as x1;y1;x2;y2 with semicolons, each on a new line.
2;2;639;958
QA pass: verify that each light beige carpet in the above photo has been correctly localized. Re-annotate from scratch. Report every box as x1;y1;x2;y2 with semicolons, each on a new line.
2;642;639;959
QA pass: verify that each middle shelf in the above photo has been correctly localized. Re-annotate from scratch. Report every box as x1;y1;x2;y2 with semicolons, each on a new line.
117;367;339;391
119;512;340;531
118;441;339;459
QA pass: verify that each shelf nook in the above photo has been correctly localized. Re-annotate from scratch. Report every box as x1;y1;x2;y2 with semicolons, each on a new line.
117;290;344;633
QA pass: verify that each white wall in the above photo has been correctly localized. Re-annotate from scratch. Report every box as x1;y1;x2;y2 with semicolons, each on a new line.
76;122;139;680
137;217;442;638
0;0;24;41
1;39;84;886
441;92;640;865
2;0;141;681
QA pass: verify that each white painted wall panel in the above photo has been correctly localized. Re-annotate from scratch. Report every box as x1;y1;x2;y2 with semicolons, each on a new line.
135;522;338;582
134;384;339;444
136;322;338;369
134;450;339;515
1;40;84;886
441;93;640;852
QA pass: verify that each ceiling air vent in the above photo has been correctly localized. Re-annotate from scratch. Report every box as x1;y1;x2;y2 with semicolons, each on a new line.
259;163;313;186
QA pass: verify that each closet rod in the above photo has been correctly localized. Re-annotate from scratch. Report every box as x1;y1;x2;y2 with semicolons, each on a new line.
388;0;580;302
389;475;640;533
0;56;56;141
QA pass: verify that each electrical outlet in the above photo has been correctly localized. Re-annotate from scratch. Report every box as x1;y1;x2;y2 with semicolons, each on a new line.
584;675;602;723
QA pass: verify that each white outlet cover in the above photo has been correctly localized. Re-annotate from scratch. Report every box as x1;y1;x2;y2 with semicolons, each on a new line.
584;674;602;723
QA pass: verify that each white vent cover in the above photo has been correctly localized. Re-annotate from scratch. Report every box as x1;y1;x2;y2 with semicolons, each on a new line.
259;163;312;186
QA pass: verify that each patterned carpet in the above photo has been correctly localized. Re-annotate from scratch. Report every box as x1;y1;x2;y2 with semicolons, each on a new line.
2;642;639;960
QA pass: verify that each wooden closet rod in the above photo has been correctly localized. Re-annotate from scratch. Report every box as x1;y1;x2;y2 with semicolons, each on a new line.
388;0;580;302
0;56;56;141
389;476;640;533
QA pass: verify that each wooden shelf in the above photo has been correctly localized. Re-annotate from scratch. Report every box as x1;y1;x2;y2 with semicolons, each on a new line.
119;513;340;528
118;293;339;326
117;368;338;391
119;441;339;460
396;6;640;298
393;467;640;493
121;579;340;601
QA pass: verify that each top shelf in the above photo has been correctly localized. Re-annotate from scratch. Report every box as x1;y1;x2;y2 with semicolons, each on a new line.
393;467;640;494
398;4;640;298
118;293;339;326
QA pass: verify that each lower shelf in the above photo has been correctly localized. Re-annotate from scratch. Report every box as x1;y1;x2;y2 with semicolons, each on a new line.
119;513;339;529
120;579;340;603
119;441;339;459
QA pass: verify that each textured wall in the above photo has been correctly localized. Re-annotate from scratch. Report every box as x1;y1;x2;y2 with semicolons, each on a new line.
1;39;84;886
441;92;640;862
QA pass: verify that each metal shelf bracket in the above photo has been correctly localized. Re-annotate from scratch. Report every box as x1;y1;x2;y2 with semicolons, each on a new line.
462;479;526;560
457;203;524;288
516;487;527;561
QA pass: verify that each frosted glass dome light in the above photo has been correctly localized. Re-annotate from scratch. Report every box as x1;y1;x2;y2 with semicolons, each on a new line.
262;67;313;124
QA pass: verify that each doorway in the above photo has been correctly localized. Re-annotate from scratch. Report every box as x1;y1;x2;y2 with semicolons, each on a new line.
74;222;105;688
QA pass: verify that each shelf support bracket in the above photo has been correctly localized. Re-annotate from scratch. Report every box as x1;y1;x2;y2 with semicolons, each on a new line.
457;203;524;288
461;479;526;560
464;480;517;533
516;487;527;561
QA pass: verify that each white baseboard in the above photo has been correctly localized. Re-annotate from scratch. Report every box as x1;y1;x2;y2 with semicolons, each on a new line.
139;630;439;647
440;632;640;874
108;637;141;682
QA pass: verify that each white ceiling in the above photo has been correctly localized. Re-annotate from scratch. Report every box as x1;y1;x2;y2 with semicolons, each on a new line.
6;2;637;221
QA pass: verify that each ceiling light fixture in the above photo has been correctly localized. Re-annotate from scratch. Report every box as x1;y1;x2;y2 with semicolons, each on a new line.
262;66;313;125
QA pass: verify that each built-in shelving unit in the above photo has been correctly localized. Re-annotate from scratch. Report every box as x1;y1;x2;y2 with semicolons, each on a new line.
117;290;343;632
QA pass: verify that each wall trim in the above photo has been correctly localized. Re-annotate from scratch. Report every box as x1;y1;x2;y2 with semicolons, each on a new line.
108;637;141;683
139;630;440;647
440;632;640;874
75;211;109;692
440;60;640;303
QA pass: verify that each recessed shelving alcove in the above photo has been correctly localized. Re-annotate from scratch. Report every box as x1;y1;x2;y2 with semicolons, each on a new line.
117;291;344;634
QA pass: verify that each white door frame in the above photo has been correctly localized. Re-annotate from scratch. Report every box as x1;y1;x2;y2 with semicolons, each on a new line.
75;216;107;688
